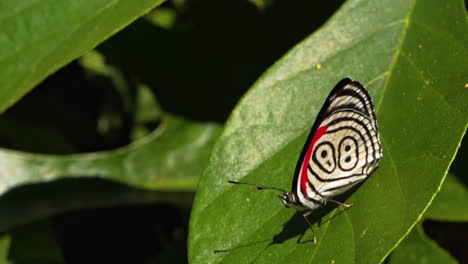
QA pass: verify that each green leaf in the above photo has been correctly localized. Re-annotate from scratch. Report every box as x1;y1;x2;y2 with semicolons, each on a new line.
0;0;165;113
189;0;468;263
131;83;164;141
0;115;221;232
0;115;219;192
387;224;457;264
0;235;13;264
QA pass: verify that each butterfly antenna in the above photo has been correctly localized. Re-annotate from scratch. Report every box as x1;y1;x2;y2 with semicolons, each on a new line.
227;180;287;193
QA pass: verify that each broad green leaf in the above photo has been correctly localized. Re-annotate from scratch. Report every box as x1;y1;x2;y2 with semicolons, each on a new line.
0;115;221;232
387;224;457;264
0;0;165;114
189;0;468;263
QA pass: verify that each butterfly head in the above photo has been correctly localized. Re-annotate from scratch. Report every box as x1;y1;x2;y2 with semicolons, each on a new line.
227;180;307;210
279;192;311;211
279;192;300;208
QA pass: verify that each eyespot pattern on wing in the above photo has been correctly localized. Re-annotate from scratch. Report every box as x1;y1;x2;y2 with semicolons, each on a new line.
294;78;382;208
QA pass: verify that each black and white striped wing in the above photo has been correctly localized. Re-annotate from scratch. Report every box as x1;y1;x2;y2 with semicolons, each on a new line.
293;78;382;209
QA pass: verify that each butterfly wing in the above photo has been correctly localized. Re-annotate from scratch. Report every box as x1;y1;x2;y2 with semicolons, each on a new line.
293;78;382;210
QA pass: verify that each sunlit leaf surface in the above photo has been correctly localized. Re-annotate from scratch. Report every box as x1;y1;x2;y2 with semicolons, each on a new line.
0;0;165;113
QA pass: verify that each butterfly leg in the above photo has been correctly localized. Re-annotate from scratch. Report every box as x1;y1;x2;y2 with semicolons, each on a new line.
302;210;317;244
327;198;353;208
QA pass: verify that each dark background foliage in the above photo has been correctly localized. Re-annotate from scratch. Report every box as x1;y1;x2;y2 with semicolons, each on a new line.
0;0;466;263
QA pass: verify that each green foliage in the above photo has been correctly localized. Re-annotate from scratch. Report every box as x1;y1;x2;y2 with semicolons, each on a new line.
0;236;12;264
0;115;220;194
0;0;165;113
188;0;468;263
0;0;466;263
0;0;223;262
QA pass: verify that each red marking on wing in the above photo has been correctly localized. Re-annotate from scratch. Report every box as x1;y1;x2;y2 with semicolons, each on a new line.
300;125;328;195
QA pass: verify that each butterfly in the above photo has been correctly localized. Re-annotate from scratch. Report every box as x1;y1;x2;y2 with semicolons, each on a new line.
228;77;382;243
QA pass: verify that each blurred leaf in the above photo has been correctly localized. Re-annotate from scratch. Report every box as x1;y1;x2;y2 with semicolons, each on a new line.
425;173;468;222
387;224;457;264
0;235;12;264
134;84;162;125
80;50;163;141
0;115;220;194
131;84;163;141
0;115;221;231
0;0;165;114
146;7;177;29
189;0;468;263
79;50;133;113
248;0;275;10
